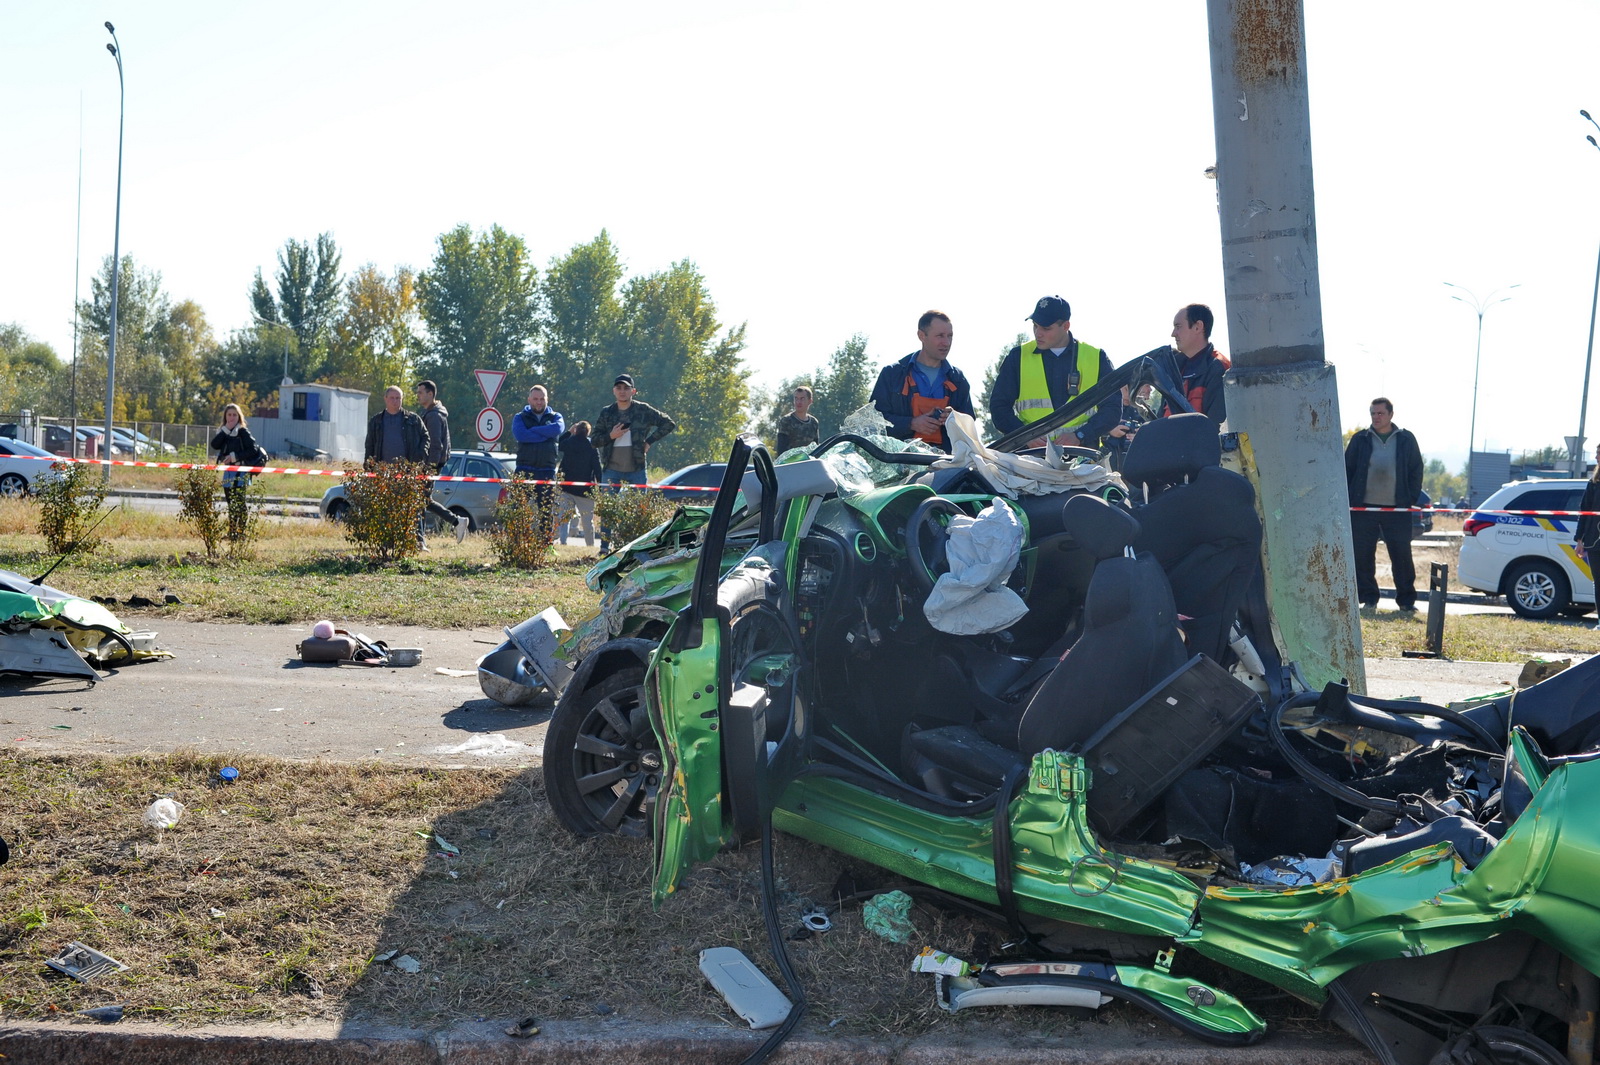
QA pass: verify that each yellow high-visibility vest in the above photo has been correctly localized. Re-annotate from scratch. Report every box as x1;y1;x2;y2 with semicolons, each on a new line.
1016;340;1101;428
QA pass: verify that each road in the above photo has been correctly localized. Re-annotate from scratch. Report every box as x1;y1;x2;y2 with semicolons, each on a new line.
108;489;320;519
0;620;553;767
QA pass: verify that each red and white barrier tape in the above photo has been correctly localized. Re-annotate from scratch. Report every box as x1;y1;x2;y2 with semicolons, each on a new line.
4;452;717;492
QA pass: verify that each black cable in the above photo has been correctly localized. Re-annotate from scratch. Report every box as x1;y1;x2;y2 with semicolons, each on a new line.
735;818;806;1065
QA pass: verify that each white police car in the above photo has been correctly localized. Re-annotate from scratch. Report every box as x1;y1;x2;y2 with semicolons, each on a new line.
1457;479;1594;619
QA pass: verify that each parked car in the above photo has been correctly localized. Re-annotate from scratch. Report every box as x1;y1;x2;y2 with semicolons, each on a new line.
532;363;1600;1064
74;426;134;457
116;427;177;456
1458;478;1593;619
319;449;514;532
653;462;727;503
0;436;64;496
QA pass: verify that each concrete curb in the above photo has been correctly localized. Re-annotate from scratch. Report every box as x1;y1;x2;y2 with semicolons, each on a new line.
0;1017;1374;1064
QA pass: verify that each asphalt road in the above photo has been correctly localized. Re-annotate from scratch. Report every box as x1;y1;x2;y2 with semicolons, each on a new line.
0;618;1537;768
0;620;554;767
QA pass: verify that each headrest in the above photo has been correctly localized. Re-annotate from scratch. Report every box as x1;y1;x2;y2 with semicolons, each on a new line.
1120;413;1221;486
1060;492;1140;561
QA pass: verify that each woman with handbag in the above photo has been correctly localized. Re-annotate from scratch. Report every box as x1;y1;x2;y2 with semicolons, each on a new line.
211;403;262;537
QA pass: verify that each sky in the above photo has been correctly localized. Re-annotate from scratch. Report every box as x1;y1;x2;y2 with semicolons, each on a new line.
3;0;1598;473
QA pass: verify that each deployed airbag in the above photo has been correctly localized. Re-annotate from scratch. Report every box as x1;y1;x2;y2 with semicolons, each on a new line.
923;503;1028;635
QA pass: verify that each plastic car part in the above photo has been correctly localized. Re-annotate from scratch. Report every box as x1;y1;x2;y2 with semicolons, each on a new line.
699;947;793;1030
46;942;129;982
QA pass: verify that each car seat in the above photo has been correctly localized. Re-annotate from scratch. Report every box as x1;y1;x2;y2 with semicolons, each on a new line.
1120;414;1263;665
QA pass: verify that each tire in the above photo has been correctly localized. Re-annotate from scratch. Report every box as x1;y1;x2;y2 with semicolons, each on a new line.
1505;560;1569;620
543;666;657;838
1426;1025;1567;1065
0;472;26;498
449;506;474;533
325;499;349;523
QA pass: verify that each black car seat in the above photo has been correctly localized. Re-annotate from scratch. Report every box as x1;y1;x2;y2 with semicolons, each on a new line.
1121;414;1263;665
905;495;1188;796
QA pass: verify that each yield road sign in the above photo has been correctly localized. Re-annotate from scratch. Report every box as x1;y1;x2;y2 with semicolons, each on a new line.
476;406;504;443
475;369;508;407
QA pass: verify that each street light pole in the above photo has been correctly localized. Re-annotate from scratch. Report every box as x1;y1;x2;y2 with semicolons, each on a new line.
102;22;124;481
1444;282;1517;503
1577;111;1600;478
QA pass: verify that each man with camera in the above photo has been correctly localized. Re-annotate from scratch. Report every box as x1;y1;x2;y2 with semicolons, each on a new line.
870;310;974;453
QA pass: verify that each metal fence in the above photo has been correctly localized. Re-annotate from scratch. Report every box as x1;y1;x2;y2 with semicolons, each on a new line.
0;412;218;459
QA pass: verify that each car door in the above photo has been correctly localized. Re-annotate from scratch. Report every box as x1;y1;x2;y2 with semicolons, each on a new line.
429;455;464;512
650;439;811;906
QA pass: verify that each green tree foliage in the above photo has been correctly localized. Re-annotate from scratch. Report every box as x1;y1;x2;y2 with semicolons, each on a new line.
78;256;218;423
1423;458;1466;507
327;264;419;406
541;231;624;414
977;334;1025;439
0;324;69;416
252;234;343;380
416;224;541;424
613;260;748;467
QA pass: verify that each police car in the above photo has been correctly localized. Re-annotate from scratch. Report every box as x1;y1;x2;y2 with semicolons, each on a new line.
1457;479;1595;619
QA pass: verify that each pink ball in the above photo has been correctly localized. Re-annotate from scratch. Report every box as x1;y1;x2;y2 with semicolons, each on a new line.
312;620;335;640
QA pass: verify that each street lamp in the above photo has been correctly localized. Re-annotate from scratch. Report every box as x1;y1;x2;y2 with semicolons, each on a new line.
102;21;124;481
251;314;292;382
1444;281;1518;504
1577;110;1600;479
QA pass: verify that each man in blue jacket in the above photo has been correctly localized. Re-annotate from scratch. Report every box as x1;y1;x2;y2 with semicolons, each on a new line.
512;385;565;542
869;310;974;452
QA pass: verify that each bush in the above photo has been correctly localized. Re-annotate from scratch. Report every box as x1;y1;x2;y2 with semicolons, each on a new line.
174;468;261;559
35;460;111;555
340;460;430;562
593;485;677;552
487;477;558;569
174;467;227;559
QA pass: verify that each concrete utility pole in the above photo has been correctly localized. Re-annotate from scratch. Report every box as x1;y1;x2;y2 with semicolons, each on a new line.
1206;0;1363;691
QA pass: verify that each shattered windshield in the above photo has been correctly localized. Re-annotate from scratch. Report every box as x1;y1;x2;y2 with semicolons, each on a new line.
814;404;941;497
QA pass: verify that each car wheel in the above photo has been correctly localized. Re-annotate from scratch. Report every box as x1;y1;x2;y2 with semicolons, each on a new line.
0;472;26;498
326;499;349;523
1505;560;1569;620
544;665;657;838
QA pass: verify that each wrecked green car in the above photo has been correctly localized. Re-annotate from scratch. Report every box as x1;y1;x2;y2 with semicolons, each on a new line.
545;394;1600;1065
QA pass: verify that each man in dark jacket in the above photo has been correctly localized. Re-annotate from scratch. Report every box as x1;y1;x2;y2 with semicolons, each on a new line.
1158;303;1229;424
1345;397;1424;612
869;310;974;452
414;380;467;542
365;386;429;464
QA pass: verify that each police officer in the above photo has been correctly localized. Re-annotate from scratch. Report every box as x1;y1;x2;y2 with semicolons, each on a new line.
869;310;974;452
988;295;1118;449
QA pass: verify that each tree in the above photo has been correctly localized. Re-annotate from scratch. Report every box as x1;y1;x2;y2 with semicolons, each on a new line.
977;333;1025;439
416;224;541;424
541;231;624;414
327;264;420;407
1423;458;1466;507
251;233;343;380
78;255;181;422
614;260;747;468
157;300;217;423
0;324;69;416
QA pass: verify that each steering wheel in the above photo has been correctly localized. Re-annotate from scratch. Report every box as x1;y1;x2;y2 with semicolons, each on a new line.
905;497;965;594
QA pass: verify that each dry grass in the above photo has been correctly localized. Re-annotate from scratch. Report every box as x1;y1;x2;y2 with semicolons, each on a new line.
0;751;1265;1040
0;498;599;630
